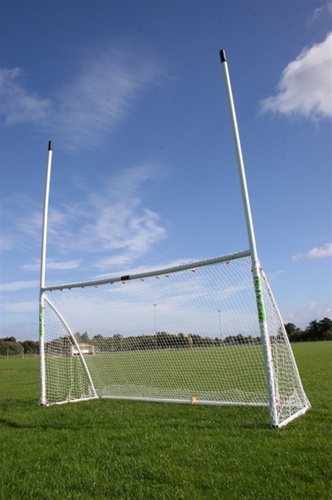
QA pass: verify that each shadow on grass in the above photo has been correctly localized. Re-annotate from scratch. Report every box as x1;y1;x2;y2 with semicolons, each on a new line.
0;399;270;432
0;398;37;410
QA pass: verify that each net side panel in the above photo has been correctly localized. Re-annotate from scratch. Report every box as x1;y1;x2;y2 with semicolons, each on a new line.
44;304;96;404
44;255;269;405
261;271;310;425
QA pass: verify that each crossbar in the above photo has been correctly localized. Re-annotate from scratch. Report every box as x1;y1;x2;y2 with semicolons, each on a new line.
43;250;251;292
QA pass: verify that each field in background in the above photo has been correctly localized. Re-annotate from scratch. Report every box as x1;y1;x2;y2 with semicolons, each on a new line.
47;344;267;403
0;342;331;499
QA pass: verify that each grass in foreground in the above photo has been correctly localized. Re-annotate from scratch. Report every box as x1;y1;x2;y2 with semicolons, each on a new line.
0;342;331;499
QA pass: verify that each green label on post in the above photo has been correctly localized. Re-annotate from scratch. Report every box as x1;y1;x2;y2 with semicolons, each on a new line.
254;276;266;323
39;306;44;337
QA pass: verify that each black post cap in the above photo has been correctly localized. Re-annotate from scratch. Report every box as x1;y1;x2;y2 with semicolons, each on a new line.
219;49;226;63
48;140;52;151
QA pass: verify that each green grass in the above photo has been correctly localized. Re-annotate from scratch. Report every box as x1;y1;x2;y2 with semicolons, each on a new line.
50;344;267;403
0;342;331;499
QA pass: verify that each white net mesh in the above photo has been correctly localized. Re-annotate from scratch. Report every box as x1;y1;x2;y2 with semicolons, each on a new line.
42;253;309;426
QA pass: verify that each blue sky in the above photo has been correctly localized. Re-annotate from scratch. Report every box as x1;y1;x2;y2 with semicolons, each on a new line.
0;0;331;340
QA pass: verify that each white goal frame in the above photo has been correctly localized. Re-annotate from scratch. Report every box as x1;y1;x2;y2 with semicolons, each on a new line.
39;50;310;428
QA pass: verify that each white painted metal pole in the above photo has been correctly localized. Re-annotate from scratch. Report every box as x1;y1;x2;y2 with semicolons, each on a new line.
39;141;53;406
219;51;259;263
40;141;53;292
219;50;278;427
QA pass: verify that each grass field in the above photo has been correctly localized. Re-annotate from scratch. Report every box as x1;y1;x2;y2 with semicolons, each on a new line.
48;344;267;404
0;342;331;499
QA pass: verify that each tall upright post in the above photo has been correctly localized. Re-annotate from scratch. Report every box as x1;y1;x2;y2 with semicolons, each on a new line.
39;140;53;406
219;50;278;427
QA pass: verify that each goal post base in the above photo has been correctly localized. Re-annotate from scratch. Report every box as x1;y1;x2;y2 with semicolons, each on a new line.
274;404;311;429
41;395;100;406
101;395;268;407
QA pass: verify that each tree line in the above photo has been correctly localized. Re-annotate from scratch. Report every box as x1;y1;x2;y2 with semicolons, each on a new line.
0;337;39;356
72;317;332;351
73;331;261;352
284;317;332;342
1;317;331;356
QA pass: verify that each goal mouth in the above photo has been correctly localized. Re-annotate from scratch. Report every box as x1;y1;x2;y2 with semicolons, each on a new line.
41;251;310;427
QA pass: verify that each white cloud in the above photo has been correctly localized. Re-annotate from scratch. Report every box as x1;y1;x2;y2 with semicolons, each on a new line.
47;260;81;271
0;44;167;149
0;320;37;340
261;33;332;120
0;280;39;292
293;242;332;261
310;1;332;23
0;68;52;126
0;234;15;251
1;164;167;273
22;259;82;272
93;208;166;270
114;258;194;277
90;258;194;282
283;300;332;328
52;45;165;149
2;301;37;313
0;194;42;252
45;164;167;269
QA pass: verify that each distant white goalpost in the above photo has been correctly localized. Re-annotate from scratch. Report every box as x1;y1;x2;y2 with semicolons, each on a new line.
39;50;310;428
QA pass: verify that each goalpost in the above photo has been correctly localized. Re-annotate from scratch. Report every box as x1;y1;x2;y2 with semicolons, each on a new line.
39;50;310;428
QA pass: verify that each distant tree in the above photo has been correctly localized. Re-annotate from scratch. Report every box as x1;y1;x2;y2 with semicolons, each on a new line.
74;332;83;342
322;329;332;341
0;339;21;355
284;323;303;342
2;336;17;343
305;318;332;341
92;334;104;342
113;334;123;351
284;317;332;342
318;317;332;338
81;332;90;342
177;333;188;348
21;340;39;354
190;335;202;347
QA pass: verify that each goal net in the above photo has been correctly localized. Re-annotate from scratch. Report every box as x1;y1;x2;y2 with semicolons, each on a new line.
41;251;310;428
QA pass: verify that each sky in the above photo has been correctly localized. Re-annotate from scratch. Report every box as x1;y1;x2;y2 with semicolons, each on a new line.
0;0;331;340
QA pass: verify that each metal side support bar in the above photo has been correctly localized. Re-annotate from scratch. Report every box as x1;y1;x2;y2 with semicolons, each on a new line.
260;268;311;412
44;295;99;401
